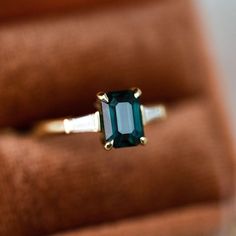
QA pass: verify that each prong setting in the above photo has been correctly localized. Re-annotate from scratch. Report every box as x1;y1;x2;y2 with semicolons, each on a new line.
140;137;148;145
97;92;109;103
104;140;114;150
132;87;142;98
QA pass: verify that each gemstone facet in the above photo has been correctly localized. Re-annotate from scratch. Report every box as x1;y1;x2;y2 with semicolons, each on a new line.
100;90;144;148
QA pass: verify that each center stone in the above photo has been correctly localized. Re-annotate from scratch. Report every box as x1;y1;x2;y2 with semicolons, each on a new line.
116;102;134;134
100;90;144;148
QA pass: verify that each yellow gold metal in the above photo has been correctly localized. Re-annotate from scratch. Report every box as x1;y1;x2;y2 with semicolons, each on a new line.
97;92;109;103
33;112;101;135
33;119;66;136
33;105;167;136
132;87;142;98
32;86;167;151
140;137;148;145
104;140;114;150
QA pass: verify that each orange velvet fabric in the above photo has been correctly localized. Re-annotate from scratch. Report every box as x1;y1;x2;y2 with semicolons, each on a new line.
0;0;155;20
53;205;229;236
0;1;205;127
0;0;234;235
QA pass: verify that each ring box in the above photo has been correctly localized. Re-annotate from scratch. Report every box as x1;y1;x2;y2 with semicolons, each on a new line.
0;0;234;235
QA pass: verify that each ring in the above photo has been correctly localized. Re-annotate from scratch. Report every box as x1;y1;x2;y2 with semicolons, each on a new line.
33;88;167;150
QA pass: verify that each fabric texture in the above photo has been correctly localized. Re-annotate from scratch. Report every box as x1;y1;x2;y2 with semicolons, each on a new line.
53;204;228;236
0;0;234;235
0;0;205;127
0;100;233;235
0;0;155;20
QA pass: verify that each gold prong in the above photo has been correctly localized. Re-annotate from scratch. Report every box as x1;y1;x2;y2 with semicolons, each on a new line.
97;92;109;103
140;137;148;145
104;140;114;150
132;87;142;98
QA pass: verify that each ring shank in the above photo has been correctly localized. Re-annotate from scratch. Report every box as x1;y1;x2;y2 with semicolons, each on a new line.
33;105;166;135
33;119;66;135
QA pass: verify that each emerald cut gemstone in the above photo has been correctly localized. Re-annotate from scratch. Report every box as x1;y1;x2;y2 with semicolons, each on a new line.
100;90;144;148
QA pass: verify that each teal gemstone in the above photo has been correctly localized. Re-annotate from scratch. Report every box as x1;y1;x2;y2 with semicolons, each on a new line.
100;90;144;148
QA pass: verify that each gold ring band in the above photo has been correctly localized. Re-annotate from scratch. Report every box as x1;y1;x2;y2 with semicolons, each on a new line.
33;88;167;150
